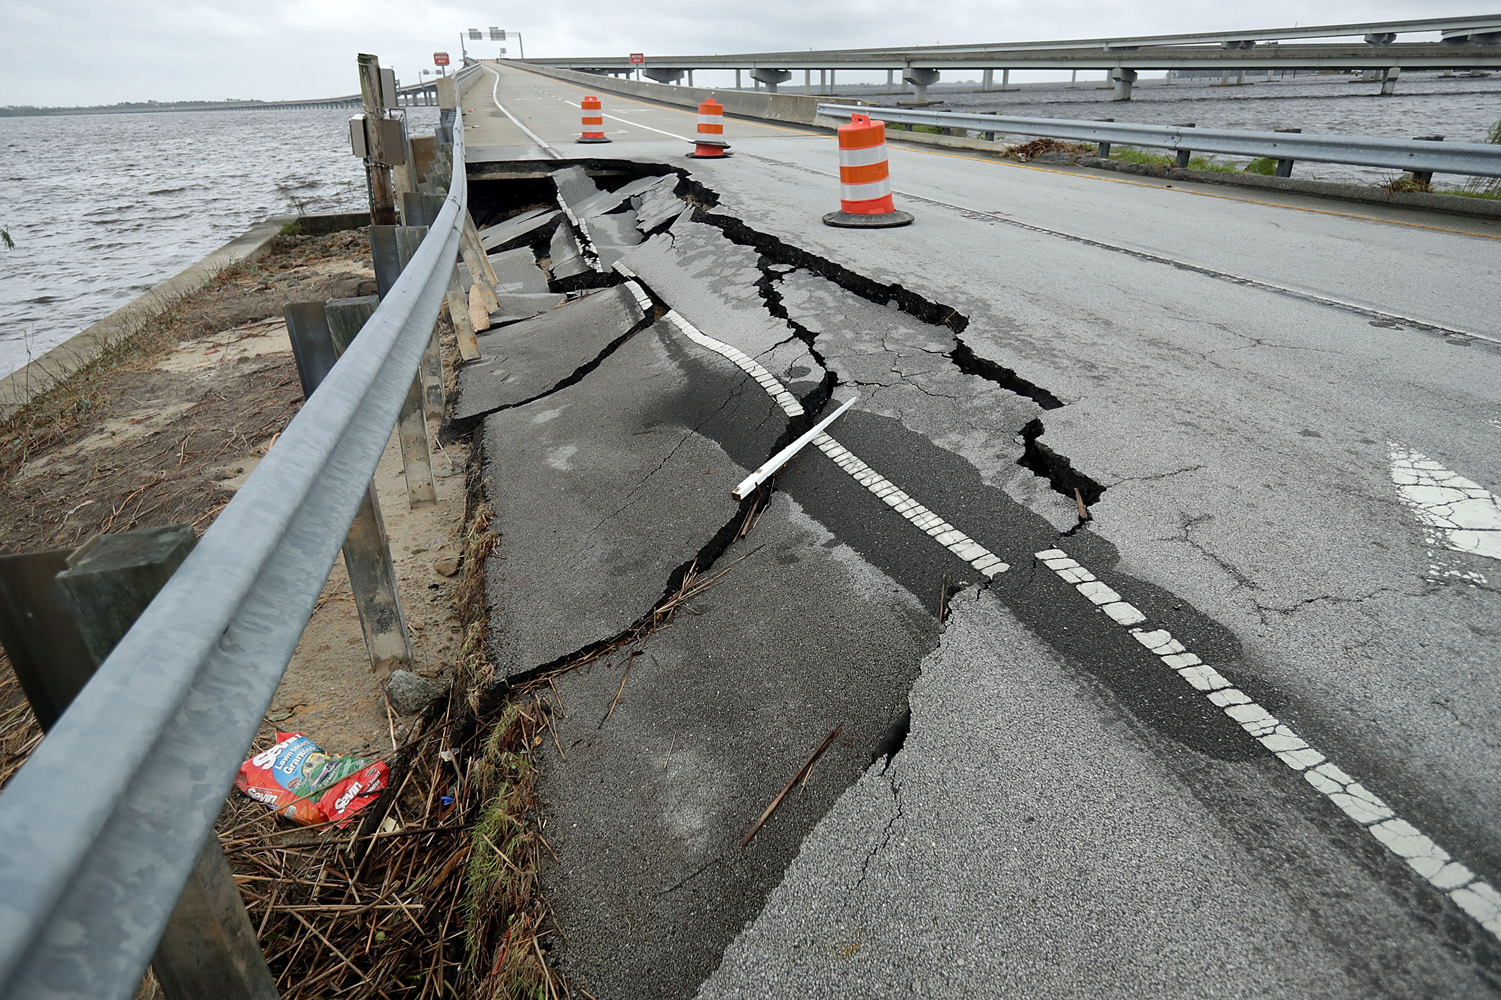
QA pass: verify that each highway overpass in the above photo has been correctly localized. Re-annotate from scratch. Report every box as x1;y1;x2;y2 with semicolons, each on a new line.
521;14;1501;99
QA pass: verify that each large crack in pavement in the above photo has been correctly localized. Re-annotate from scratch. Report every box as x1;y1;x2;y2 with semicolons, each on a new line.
669;172;1092;508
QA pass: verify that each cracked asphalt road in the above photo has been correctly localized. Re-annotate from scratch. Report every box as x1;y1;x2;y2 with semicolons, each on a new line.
458;63;1501;998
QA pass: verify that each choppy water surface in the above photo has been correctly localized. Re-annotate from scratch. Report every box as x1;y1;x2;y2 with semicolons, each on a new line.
3;75;1498;378
845;72;1501;183
0;106;438;377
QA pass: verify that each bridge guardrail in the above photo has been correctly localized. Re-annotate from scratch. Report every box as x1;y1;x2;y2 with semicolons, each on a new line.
817;103;1501;178
0;90;471;1000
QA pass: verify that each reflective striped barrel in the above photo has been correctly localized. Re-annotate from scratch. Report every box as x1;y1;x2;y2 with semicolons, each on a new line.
693;98;728;157
578;96;609;143
836;114;895;214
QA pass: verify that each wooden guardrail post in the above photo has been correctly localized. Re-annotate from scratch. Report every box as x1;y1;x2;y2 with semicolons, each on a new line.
327;295;437;507
0;526;279;1000
371;225;448;420
357;54;400;226
284;302;415;675
400;194;483;362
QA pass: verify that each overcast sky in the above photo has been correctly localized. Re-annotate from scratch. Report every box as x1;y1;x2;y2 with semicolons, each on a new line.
0;1;1491;106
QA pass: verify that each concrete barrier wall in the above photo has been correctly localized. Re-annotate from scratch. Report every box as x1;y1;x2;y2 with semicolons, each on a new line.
509;62;824;127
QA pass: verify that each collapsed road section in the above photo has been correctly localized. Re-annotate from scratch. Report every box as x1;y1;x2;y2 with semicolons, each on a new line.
452;153;1501;999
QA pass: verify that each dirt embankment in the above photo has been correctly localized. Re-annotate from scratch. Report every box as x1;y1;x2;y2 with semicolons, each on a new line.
0;221;564;1000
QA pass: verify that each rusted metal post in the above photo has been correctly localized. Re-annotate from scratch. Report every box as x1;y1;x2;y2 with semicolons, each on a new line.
327;295;437;507
358;53;399;226
284;301;414;675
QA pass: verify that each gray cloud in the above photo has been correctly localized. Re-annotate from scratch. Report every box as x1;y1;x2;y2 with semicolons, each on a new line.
0;0;1486;106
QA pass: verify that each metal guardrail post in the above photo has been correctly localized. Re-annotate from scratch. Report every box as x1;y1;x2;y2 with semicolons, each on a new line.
1275;128;1301;177
1096;118;1113;160
0;527;278;1000
328;295;437;507
285;301;416;674
1174;123;1196;168
1412;134;1445;186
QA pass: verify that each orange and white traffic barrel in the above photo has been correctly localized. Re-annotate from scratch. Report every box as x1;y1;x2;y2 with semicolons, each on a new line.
688;98;730;158
577;95;610;144
823;113;912;228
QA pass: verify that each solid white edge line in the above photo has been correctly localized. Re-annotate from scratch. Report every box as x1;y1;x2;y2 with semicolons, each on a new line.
485;65;561;158
1032;546;1501;941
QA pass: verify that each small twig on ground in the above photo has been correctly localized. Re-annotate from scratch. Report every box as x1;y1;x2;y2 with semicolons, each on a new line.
741;724;843;848
599;649;637;727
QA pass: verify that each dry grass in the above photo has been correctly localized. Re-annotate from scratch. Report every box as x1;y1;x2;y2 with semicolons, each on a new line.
1003;137;1096;161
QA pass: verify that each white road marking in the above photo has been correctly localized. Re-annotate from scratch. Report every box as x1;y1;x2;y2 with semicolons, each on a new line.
561;99;693;142
1389;444;1500;580
1033;546;1501;942
653;303;1008;578
483;65;560;158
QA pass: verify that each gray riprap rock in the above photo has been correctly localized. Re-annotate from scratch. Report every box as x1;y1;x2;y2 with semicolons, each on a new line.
385;669;443;715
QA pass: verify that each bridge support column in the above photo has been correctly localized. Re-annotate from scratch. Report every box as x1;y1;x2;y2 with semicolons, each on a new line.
750;67;791;93
1380;66;1401;96
829;69;836;94
1110;68;1137;101
644;68;684;85
1070;69;1078;88
981;68;993;91
804;68;811;94
887;69;895;90
736;68;742;89
1002;68;1012;90
819;68;826;93
686;69;694;86
904;67;940;101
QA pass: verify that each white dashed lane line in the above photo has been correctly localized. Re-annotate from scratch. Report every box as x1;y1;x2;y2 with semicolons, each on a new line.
651;303;1009;579
560;99;693;142
618;267;1499;941
1034;546;1501;941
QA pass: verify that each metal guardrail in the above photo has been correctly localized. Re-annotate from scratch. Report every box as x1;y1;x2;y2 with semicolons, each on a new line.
818;103;1501;179
0;89;472;1000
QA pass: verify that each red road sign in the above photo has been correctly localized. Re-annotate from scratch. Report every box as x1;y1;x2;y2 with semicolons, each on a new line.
629;52;645;65
434;52;450;67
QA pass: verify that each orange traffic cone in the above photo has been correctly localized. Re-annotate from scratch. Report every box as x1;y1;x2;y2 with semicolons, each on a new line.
688;98;730;158
577;96;610;144
822;113;912;228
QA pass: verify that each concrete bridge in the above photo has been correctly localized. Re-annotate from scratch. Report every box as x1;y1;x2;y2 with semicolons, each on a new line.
445;58;1501;999
523;14;1501;100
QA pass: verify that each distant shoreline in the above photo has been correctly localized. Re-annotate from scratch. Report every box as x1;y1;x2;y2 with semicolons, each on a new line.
0;97;359;117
